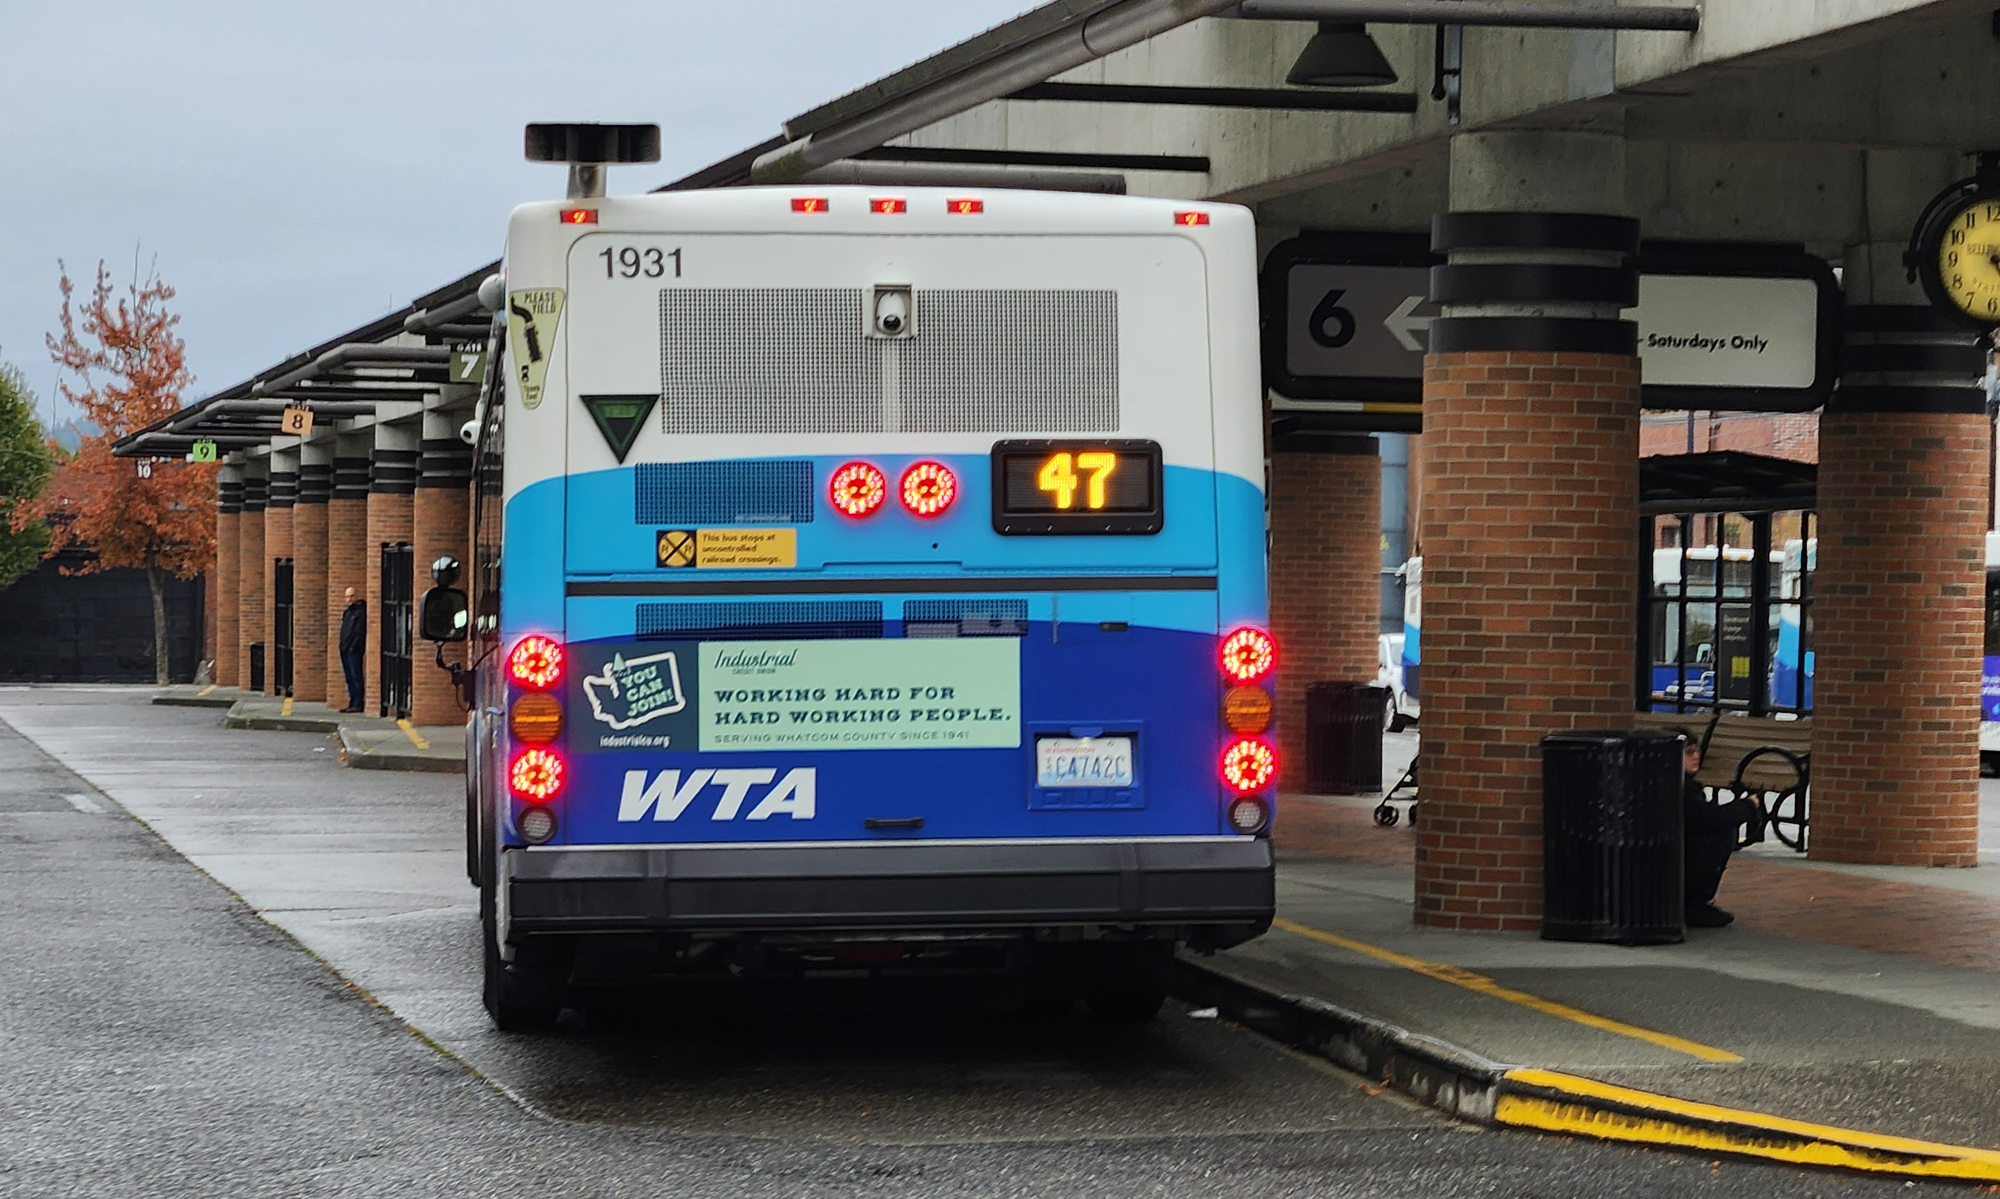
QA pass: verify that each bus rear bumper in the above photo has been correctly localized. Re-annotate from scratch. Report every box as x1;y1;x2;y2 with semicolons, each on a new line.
504;837;1273;948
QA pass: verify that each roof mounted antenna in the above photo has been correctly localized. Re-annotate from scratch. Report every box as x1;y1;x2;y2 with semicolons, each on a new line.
525;123;662;200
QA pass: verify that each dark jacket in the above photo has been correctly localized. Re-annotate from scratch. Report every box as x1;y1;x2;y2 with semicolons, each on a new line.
338;601;367;655
1684;774;1757;837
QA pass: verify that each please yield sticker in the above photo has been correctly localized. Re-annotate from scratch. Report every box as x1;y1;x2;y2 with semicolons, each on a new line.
506;288;564;409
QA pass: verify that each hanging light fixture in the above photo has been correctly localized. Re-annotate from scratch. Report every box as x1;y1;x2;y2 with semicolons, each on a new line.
1286;21;1398;88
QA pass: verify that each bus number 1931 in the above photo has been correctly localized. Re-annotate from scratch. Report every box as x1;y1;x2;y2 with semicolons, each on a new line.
597;245;682;279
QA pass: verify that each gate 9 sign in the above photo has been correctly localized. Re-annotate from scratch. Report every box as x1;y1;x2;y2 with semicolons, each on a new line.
989;439;1163;536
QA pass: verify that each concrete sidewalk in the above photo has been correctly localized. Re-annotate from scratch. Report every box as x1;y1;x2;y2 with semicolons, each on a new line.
1186;785;2000;1178
152;685;465;773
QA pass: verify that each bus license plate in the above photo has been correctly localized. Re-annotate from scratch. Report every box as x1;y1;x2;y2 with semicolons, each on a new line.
1036;737;1134;788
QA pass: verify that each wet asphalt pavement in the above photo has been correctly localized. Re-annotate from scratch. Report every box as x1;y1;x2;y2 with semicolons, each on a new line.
0;687;1965;1196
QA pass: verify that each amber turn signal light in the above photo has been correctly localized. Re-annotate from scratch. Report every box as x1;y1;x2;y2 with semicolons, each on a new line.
1222;686;1273;734
509;692;563;745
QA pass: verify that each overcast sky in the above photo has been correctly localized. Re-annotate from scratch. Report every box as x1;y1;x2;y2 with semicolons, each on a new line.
2;1;1038;427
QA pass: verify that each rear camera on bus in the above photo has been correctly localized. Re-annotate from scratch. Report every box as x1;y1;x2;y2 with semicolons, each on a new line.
829;462;887;518
507;635;565;691
1220;628;1275;684
900;461;958;517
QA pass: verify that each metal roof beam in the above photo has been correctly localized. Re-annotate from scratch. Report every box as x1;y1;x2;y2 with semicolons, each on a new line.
1007;81;1417;111
1226;0;1699;31
858;144;1210;173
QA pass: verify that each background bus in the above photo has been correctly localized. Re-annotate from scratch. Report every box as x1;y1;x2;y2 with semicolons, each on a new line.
439;161;1276;1030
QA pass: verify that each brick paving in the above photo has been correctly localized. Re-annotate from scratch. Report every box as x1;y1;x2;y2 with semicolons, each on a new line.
1276;788;2000;975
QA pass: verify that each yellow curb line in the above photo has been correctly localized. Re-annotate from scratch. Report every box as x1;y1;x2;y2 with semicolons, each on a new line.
397;719;431;750
281;696;293;717
197;684;218;697
1271;917;1742;1063
1499;1068;2000;1182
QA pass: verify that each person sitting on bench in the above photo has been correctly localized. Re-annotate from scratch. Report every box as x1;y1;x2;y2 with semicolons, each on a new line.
1678;734;1764;928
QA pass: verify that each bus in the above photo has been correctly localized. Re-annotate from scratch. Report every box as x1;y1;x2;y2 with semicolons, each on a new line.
427;162;1276;1030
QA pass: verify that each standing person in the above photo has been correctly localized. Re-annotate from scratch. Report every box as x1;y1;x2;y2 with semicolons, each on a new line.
1678;734;1764;928
338;587;367;713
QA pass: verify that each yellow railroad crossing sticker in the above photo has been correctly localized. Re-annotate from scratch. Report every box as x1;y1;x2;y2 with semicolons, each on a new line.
656;529;696;568
696;528;796;569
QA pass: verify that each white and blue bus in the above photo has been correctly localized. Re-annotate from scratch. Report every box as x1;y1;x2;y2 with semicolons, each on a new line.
435;172;1276;1029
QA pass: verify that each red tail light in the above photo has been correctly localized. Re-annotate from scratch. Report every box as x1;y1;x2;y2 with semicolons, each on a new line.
790;197;829;213
507;635;565;691
829;461;887;518
1220;628;1275;683
900;461;957;517
1221;739;1277;794
509;747;565;801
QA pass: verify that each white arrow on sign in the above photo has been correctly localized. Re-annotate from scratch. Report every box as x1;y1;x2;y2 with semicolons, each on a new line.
1385;295;1431;352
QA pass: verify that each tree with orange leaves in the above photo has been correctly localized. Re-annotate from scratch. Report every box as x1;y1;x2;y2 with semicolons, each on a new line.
11;261;216;684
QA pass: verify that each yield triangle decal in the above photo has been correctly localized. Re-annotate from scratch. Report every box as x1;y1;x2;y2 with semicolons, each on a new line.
505;288;564;409
581;394;659;463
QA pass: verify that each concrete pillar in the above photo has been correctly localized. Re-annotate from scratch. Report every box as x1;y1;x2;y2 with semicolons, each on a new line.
235;463;267;692
365;424;418;717
214;466;242;688
410;410;474;727
1811;151;1988;865
1268;435;1381;788
325;444;371;711
292;442;331;704
1413;127;1641;932
264;450;297;696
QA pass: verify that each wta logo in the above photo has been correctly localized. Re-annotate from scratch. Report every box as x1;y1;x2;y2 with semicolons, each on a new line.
616;767;815;821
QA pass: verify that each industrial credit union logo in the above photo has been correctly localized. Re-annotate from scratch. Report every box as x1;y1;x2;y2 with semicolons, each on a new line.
582;650;686;731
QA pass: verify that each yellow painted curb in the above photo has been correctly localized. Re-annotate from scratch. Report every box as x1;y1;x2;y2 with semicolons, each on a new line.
1499;1068;2000;1181
397;719;431;750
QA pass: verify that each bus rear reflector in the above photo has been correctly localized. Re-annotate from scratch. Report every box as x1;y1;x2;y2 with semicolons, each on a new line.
509;693;563;745
1221;739;1276;794
1219;628;1275;683
900;461;958;517
1222;686;1274;734
829;461;887;517
510;748;565;802
507;635;565;691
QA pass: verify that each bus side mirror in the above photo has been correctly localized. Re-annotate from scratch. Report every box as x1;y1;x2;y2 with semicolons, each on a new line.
419;586;470;643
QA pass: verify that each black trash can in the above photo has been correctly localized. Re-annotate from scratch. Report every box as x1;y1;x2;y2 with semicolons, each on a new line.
1305;682;1389;794
1541;729;1684;945
249;641;265;693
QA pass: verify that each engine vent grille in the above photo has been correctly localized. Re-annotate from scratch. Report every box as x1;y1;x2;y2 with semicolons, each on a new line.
633;460;815;525
637;600;883;642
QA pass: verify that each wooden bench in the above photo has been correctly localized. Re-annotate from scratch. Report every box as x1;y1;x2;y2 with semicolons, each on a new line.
1629;711;1811;851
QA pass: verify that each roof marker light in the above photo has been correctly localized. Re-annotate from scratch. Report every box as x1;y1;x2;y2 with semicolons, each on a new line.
829;462;888;518
507;635;565;691
870;197;908;214
946;198;985;214
559;208;599;225
1220;628;1275;683
900;461;958;517
1174;210;1210;226
791;197;830;213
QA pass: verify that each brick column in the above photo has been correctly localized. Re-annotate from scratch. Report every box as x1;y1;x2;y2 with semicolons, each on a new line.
325;454;371;710
365;439;417;716
214;469;242;688
1413;128;1639;932
1268;436;1381;788
1809;296;1989;865
291;452;330;704
263;460;296;696
235;469;267;692
410;422;474;727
